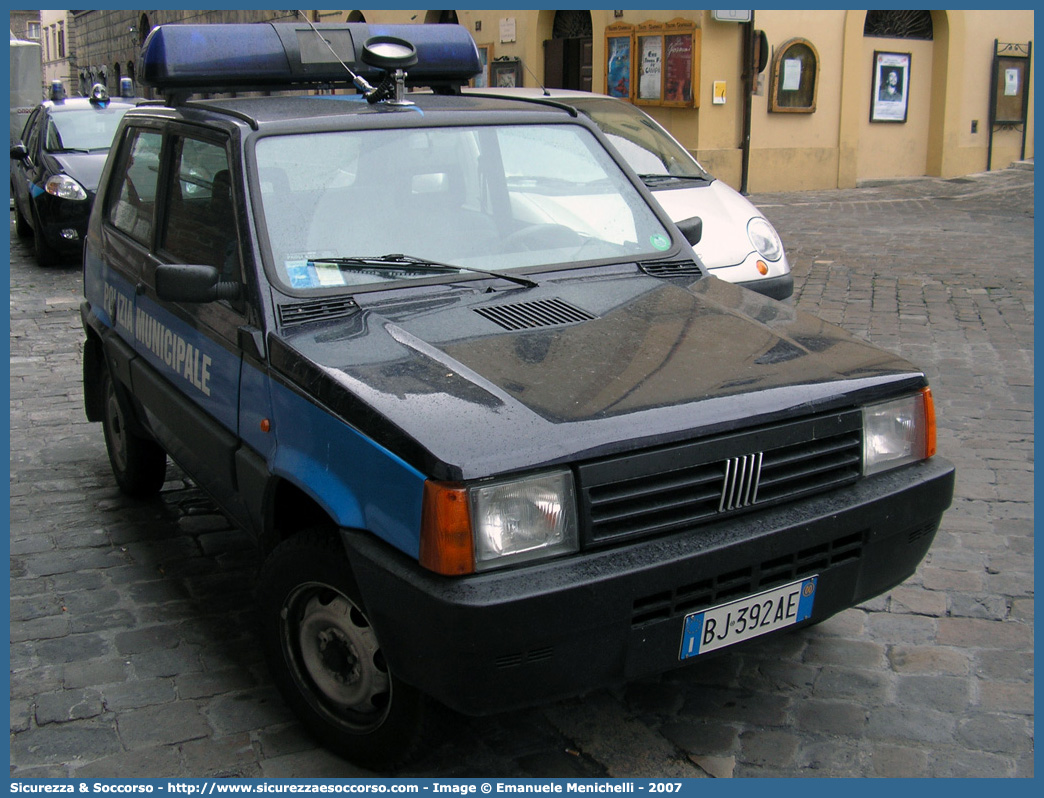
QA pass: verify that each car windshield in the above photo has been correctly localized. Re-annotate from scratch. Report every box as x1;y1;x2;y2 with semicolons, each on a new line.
573;98;710;181
254;122;674;292
45;106;131;152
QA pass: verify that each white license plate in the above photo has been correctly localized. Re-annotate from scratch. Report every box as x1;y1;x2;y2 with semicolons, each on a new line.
679;575;818;659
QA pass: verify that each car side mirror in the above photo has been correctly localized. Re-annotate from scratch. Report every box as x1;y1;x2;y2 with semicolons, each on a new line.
10;143;28;162
676;216;702;246
155;264;241;303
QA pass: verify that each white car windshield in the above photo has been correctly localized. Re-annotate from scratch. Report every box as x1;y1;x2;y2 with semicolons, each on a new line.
254;122;674;291
573;98;710;181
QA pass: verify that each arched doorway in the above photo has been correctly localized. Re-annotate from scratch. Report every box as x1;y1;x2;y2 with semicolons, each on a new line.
424;11;458;25
838;9;958;185
544;10;592;91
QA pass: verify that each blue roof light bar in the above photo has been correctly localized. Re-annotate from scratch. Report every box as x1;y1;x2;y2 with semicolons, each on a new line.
138;22;481;94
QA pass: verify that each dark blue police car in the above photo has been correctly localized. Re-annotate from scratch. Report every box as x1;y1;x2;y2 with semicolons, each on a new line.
80;22;954;770
11;81;143;266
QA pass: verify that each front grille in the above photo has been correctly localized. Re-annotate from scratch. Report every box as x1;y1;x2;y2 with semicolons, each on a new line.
631;529;866;626
577;410;863;546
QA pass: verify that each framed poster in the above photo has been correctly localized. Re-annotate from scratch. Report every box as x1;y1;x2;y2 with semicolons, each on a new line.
662;23;697;106
769;38;819;113
636;33;663;102
605;25;633;99
491;57;523;88
870;51;910;123
471;44;493;88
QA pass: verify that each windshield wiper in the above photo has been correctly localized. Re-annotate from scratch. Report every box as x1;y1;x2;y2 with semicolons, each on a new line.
308;253;538;289
637;173;710;185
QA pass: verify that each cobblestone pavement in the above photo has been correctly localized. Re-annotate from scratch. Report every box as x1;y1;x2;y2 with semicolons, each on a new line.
9;166;1033;778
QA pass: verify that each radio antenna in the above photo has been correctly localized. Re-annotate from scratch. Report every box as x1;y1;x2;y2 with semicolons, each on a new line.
519;57;550;96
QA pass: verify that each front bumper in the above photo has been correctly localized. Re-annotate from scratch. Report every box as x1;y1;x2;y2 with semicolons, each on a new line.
33;194;90;252
341;456;954;716
735;271;794;301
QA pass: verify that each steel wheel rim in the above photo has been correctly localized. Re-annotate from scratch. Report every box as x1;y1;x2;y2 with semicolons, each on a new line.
104;383;129;472
280;582;392;733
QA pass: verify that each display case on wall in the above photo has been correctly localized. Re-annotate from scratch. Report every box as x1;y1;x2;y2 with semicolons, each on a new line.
605;18;700;107
769;37;820;114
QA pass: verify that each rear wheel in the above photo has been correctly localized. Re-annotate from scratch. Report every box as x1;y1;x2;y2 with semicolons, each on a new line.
258;532;428;771
101;371;167;496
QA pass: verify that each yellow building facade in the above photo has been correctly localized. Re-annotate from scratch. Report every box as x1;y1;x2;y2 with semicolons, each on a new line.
324;9;1034;193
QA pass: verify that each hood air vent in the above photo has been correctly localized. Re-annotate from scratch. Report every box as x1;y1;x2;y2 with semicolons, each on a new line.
639;259;703;278
278;297;360;328
474;298;596;331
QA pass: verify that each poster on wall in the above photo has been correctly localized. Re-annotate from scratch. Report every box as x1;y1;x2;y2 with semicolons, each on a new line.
663;33;693;104
607;35;631;98
637;35;662;101
870;51;910;123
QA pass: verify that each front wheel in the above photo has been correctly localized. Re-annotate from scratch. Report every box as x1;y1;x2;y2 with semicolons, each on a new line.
32;215;60;267
14;203;31;238
258;532;429;771
101;371;167;496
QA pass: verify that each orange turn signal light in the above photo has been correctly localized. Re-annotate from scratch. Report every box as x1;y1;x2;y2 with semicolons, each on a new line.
921;386;937;459
419;481;475;575
755;260;769;276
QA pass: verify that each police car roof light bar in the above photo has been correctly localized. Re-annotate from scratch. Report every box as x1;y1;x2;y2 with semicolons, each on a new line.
138;22;481;98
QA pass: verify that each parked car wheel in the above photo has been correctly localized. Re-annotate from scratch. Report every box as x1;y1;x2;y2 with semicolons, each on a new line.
32;217;60;267
14;202;32;238
101;371;167;496
258;532;429;771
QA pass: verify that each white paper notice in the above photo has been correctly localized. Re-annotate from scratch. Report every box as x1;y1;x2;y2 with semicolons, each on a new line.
1005;68;1019;96
782;59;801;91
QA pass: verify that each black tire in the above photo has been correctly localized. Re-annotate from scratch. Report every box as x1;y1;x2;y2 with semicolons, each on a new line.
258;531;429;771
101;371;167;496
14;203;31;238
33;217;60;267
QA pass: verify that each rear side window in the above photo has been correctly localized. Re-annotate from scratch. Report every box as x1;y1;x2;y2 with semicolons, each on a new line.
160;137;240;281
107;128;163;245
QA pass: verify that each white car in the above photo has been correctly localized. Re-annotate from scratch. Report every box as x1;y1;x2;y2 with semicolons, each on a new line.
469;88;793;299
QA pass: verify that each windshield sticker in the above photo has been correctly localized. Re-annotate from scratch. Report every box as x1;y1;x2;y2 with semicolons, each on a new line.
650;233;671;251
315;262;347;287
285;260;318;289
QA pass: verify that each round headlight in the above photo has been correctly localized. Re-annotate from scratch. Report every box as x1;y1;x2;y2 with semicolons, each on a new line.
45;174;88;201
747;217;784;262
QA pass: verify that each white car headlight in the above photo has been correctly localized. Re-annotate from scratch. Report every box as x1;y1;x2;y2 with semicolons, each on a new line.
45;174;88;201
470;470;578;571
862;388;936;476
747;217;784;262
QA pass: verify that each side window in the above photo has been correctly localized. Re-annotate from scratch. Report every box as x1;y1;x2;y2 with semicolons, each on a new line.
161;137;241;282
107;128;162;245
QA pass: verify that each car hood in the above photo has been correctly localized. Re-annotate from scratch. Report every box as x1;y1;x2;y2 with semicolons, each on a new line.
48;151;109;192
650;180;763;270
273;273;923;481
